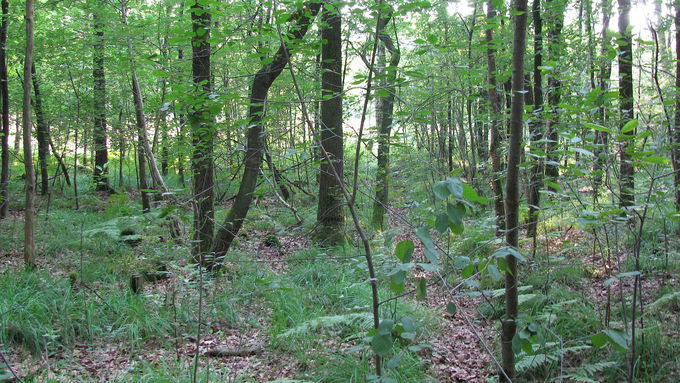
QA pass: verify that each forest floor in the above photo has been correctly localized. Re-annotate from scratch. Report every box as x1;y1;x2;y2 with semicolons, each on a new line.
1;189;679;382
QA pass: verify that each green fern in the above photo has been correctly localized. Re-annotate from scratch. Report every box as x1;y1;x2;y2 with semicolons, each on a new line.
278;312;373;338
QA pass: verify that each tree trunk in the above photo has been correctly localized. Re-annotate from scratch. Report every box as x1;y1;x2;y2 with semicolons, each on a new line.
23;0;36;268
210;1;323;268
316;2;344;244
592;1;613;199
0;0;9;219
673;3;680;209
485;0;506;235
92;3;111;193
526;0;543;238
543;0;565;190
371;9;400;229
501;0;529;379
618;0;634;207
31;64;49;195
189;1;215;261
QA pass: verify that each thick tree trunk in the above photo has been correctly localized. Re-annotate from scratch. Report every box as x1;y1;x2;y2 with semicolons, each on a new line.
618;0;634;207
485;0;506;235
189;1;215;261
210;2;323;267
31;64;49;195
371;10;399;229
92;3;111;193
23;0;36;268
0;0;9;219
501;0;529;379
316;2;344;244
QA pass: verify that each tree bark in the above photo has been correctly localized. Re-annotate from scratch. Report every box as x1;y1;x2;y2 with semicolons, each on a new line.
316;1;344;244
592;1;613;199
501;0;529;379
210;1;323;268
0;0;9;219
485;0;506;235
526;0;543;238
23;0;36;268
673;3;680;209
371;9;400;229
618;0;634;207
543;0;565;190
92;2;111;193
31;64;49;195
189;1;215;261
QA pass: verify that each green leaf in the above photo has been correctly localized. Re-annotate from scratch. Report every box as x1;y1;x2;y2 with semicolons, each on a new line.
603;330;629;352
446;302;457;315
433;181;451;200
620;119;638;133
584;122;613;133
416;277;427;301
386;352;403;369
416;227;440;267
487;264;501;281
389;271;406;293
371;333;393;356
462;184;488;204
394;240;414;263
445;177;464;198
435;213;449;234
640;156;668;164
590;332;608;347
492;246;526;262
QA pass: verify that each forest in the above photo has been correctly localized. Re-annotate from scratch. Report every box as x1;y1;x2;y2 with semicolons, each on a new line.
0;0;679;381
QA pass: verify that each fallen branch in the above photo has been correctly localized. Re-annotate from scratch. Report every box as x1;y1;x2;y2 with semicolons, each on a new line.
204;343;264;357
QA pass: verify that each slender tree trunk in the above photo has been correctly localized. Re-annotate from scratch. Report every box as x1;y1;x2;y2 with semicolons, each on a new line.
23;0;36;268
543;0;565;190
136;139;150;213
593;1;613;198
371;9;400;229
210;1;323;267
31;64;49;195
526;0;543;238
501;0;529;379
92;2;111;193
618;0;635;207
0;0;9;219
673;4;680;209
14;115;20;152
485;0;506;235
316;1;344;244
189;0;215;261
122;1;168;197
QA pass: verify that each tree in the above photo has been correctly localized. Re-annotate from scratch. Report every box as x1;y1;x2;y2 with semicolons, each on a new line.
485;0;505;235
526;0;543;238
371;6;400;230
210;1;323;268
189;0;215;261
501;0;529;379
543;0;566;188
0;0;9;219
617;0;634;207
316;1;344;243
673;2;680;209
32;64;50;195
92;1;112;193
23;0;36;268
